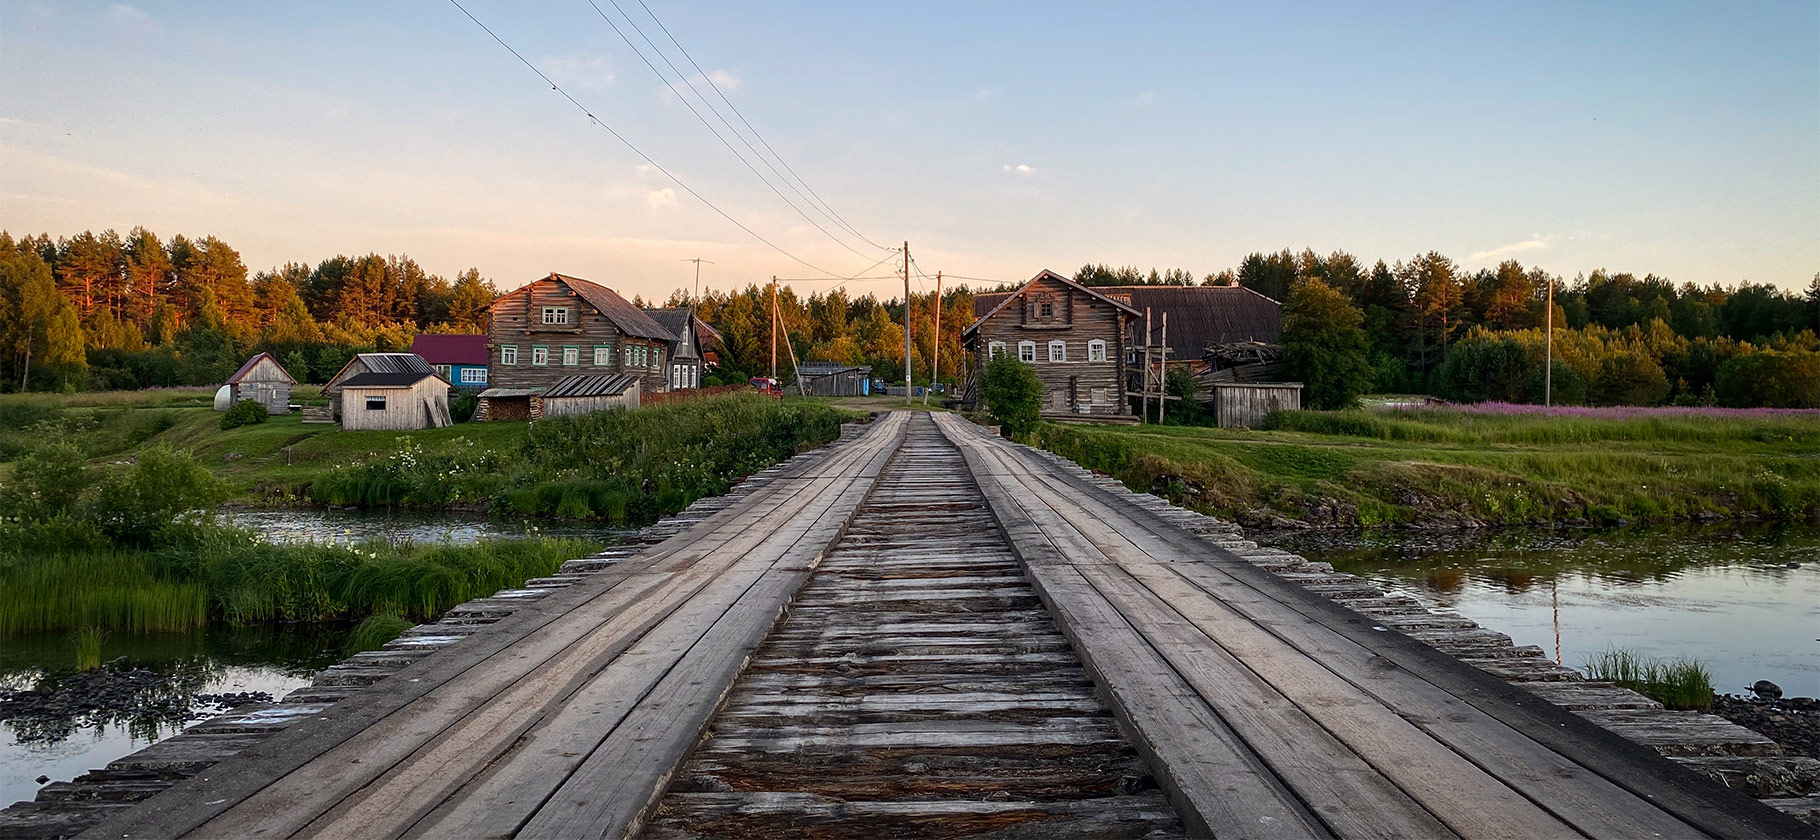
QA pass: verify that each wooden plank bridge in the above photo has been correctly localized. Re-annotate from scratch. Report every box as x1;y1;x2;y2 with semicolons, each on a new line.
15;412;1816;839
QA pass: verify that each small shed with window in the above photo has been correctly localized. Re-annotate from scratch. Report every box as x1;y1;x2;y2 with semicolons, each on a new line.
221;352;296;414
338;370;453;431
323;353;441;423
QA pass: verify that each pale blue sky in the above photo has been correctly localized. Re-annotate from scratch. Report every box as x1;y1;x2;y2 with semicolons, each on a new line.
3;1;1815;300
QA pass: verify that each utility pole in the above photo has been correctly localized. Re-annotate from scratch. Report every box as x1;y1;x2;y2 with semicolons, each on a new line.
926;271;941;407
770;276;779;385
1142;307;1152;423
902;241;912;406
682;258;714;301
1544;275;1554;407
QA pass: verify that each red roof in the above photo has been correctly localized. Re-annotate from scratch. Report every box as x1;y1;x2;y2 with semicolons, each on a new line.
225;352;296;385
410;334;489;365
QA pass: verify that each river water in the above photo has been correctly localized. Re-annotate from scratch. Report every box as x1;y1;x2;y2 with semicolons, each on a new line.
1267;524;1820;700
1;509;624;808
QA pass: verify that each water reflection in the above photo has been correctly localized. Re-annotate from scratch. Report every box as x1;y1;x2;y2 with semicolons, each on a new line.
0;624;344;806
223;508;632;546
1268;524;1820;700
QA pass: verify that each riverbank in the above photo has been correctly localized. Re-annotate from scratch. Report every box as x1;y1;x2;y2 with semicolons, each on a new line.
1032;405;1820;529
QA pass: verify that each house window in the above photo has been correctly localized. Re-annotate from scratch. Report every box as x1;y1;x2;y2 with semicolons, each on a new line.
1088;339;1107;362
541;307;569;325
1048;341;1067;362
594;346;612;366
1091;388;1109;405
654;347;663;367
434;364;451;378
501;345;518;365
459;367;487;384
562;346;579;366
988;341;1006;359
365;395;387;411
1017;341;1036;363
1039;302;1054;318
532;346;549;366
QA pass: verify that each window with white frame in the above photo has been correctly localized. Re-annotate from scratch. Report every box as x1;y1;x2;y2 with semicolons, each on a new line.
459;367;487;384
531;346;549;366
433;364;451;378
364;395;387;411
1048;341;1067;362
541;307;569;325
1087;339;1107;362
1017;341;1036;362
562;346;579;366
594;346;612;366
654;347;663;367
988;341;1006;359
500;345;518;365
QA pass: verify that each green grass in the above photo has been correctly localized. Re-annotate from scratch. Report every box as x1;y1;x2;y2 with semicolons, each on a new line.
1583;648;1714;711
0;533;600;637
1030;406;1820;527
73;627;104;671
344;613;414;654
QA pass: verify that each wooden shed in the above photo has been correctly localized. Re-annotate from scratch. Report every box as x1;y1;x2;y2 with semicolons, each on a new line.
1212;382;1302;428
221;352;296;414
796;362;872;397
541;373;641;417
338;371;453;431
324;353;439;422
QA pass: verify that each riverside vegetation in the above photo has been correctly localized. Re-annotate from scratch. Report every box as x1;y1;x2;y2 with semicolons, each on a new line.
1031;404;1820;528
0;393;855;651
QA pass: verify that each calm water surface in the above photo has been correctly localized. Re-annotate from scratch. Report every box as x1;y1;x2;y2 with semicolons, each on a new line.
1268;525;1820;699
3;509;623;807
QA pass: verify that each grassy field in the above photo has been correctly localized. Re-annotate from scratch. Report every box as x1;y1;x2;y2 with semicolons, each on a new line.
1032;407;1820;528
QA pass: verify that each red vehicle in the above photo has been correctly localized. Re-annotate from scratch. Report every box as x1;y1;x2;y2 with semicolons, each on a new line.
748;376;782;396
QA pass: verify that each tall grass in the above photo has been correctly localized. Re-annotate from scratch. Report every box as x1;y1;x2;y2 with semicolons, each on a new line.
1263;406;1820;448
0;535;600;636
73;627;104;671
1582;648;1714;710
344;613;414;654
0;552;210;636
311;393;858;523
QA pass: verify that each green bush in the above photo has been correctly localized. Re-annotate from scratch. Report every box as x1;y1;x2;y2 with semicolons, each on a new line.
980;355;1042;440
220;398;268;430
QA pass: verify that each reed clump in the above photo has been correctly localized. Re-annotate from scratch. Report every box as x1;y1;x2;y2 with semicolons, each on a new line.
1583;648;1714;711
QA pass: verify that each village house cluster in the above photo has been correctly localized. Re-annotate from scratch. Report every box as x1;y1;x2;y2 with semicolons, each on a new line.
215;268;1290;428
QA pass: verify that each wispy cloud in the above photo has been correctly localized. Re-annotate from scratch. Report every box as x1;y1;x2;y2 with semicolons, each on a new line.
703;69;741;91
540;53;615;91
103;3;156;32
1469;236;1552;262
1127;90;1156;107
644;187;678;209
1002;163;1035;175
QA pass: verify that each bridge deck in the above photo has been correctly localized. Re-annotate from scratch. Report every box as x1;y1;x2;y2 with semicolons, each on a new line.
76;411;1809;840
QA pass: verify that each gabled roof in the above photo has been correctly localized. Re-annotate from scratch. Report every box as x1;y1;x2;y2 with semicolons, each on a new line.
543;373;640;398
341;371;438;388
641;307;702;358
960;269;1144;336
225;352;296;385
410;334;488;365
970;284;1284;351
324;352;436;391
531;273;677;342
797;362;871;375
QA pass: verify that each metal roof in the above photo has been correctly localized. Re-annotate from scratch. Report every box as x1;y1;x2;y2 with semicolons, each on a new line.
641;308;703;359
355;353;437;374
543;373;641;399
797;362;872;375
340;371;438;388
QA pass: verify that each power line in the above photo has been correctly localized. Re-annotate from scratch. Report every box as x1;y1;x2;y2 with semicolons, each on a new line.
446;0;861;280
583;0;884;261
629;0;891;252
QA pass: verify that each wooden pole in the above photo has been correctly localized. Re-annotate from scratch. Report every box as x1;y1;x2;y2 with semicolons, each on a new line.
926;271;941;407
1159;312;1169;425
1142;307;1152;423
903;242;912;406
1544;275;1554;407
769;276;778;385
